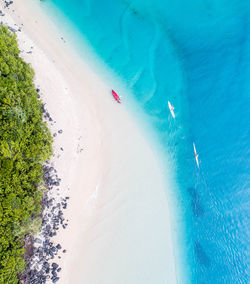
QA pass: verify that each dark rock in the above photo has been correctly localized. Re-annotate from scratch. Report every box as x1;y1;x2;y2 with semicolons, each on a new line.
45;224;51;231
35;238;42;244
56;244;62;250
7;25;17;33
43;262;49;268
52;263;59;269
38;247;43;253
58;129;63;134
4;1;13;8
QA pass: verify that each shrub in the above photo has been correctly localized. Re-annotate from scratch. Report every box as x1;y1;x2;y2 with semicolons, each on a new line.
0;25;52;283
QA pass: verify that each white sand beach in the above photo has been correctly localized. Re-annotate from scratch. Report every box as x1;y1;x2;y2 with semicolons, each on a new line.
1;1;178;283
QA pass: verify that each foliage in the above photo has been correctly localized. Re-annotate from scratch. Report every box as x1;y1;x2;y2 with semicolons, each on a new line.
0;26;52;283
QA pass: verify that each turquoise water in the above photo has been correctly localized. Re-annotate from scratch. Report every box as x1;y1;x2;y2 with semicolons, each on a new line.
40;0;249;283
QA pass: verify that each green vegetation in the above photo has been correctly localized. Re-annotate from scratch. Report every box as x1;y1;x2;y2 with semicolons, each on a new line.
0;26;52;283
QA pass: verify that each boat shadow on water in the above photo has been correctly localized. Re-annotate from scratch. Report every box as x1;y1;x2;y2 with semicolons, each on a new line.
188;187;204;217
194;241;211;268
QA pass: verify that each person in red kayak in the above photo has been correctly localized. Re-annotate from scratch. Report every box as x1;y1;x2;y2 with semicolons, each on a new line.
112;90;121;103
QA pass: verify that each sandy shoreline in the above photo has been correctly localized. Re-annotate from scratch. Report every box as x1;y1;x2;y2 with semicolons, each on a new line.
1;1;178;283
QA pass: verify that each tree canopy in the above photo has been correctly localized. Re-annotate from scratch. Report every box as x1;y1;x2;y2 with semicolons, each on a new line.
0;25;52;283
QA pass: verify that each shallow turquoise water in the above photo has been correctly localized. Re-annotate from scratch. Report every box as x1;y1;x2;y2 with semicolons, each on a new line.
40;0;249;283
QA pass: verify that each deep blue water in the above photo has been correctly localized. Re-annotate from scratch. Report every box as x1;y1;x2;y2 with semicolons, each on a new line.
40;0;249;283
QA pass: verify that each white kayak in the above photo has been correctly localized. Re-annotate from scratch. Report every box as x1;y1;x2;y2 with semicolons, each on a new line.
168;101;175;118
193;142;199;168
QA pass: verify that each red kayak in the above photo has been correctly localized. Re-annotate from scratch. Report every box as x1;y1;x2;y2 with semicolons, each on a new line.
112;90;121;103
